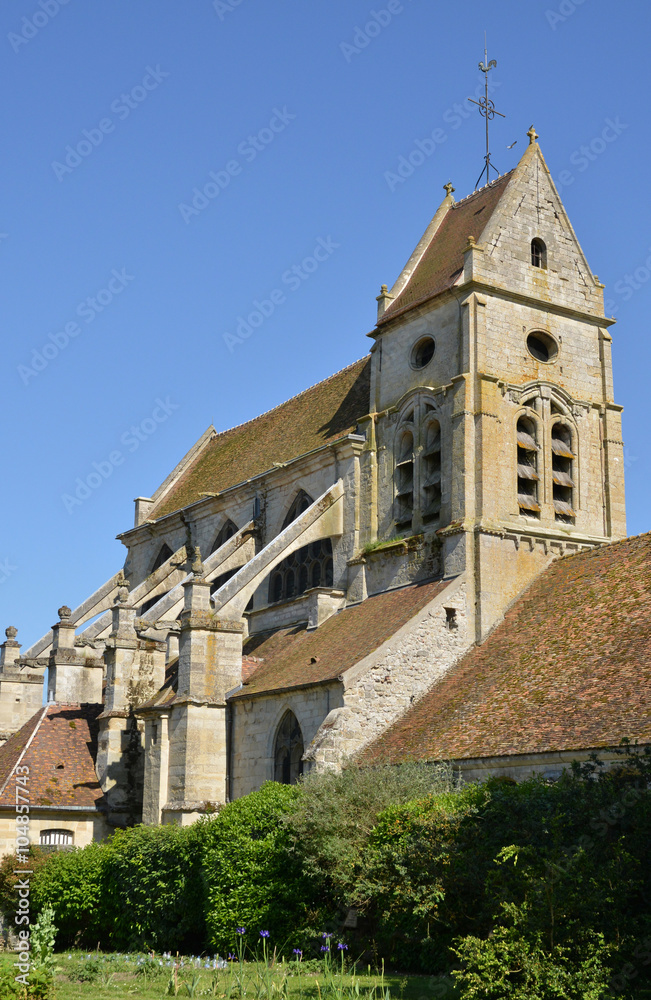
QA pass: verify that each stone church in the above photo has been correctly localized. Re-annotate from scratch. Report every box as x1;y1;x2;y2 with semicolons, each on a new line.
0;128;648;853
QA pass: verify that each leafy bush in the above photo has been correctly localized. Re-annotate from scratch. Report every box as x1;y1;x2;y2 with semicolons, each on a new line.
103;822;206;951
201;781;310;953
284;762;457;916
31;841;108;946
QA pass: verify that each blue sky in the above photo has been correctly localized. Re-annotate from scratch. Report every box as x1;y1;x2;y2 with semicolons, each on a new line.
1;0;649;649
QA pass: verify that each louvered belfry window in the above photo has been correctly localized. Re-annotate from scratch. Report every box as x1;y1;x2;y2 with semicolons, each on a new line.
551;423;576;522
394;398;443;532
517;415;541;517
421;418;442;524
394;423;415;530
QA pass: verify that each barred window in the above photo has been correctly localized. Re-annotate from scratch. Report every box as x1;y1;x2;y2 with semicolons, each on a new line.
517;415;540;517
551;423;576;523
274;711;304;785
40;829;73;848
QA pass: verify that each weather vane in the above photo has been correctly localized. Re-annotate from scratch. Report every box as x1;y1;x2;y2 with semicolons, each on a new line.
468;34;505;190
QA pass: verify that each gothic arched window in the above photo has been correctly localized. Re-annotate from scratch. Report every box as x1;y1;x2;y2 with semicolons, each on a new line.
551;423;576;523
531;238;547;269
282;491;313;529
393;397;442;532
210;519;238;554
394;426;414;531
267;492;335;604
516;414;540;517
421;418;441;524
273;711;304;785
151;543;173;574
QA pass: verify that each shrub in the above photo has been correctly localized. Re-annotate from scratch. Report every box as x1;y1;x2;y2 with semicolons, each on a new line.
201;781;310;953
284;762;457;915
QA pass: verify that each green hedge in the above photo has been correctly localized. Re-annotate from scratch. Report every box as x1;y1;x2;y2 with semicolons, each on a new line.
0;750;648;997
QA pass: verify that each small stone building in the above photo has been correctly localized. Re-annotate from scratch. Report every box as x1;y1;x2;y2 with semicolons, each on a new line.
0;129;647;848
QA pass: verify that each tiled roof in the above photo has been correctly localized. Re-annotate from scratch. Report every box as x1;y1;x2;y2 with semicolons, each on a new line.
150;358;371;519
379;173;513;324
0;704;105;810
233;579;449;698
358;533;651;764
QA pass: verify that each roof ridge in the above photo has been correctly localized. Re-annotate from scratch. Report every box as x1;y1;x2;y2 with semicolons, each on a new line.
451;170;514;210
209;356;370;442
0;705;49;800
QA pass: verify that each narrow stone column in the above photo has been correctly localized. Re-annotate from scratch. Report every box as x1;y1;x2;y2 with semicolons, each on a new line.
164;561;244;824
0;628;44;743
48;606;102;704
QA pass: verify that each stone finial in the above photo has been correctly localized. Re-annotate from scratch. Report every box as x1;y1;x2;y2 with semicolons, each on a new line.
444;182;455;196
116;585;130;606
375;284;394;321
58;606;72;623
463;235;477;252
5;626;18;641
191;546;204;578
527;124;539;145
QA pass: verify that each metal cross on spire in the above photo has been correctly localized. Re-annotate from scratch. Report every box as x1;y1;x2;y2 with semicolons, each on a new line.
468;34;505;190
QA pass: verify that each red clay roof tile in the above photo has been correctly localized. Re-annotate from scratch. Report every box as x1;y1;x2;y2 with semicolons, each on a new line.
379;173;513;324
233;578;448;698
358;533;651;764
0;704;105;810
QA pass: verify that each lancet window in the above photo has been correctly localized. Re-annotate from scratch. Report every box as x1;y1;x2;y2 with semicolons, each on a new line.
210;519;238;553
531;238;547;269
273;711;304;785
394;398;442;532
150;543;173;574
268;491;334;604
516;414;541;517
551;423;576;523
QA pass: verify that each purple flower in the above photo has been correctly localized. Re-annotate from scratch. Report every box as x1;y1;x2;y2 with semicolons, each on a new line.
260;930;270;938
321;932;333;939
320;945;330;952
228;954;236;961
236;927;246;935
293;949;302;956
337;943;348;951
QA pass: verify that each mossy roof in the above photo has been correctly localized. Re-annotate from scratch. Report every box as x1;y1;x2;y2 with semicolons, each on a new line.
379;172;514;324
233;578;449;698
150;357;371;519
0;704;105;810
357;532;651;764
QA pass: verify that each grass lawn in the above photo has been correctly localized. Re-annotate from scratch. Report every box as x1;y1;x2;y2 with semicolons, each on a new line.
0;951;458;1000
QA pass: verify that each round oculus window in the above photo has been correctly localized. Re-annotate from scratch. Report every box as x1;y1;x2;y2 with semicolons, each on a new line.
526;331;558;363
410;337;435;369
